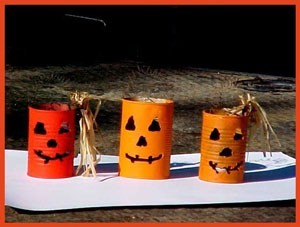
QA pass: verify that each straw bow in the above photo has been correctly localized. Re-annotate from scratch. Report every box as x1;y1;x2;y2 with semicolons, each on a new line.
223;93;281;156
70;91;103;177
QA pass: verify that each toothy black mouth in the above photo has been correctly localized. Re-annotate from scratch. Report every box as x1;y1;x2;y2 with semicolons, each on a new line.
34;150;70;164
209;161;244;174
125;153;163;164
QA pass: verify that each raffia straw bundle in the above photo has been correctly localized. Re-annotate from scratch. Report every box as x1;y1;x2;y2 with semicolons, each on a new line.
70;91;120;177
222;93;281;157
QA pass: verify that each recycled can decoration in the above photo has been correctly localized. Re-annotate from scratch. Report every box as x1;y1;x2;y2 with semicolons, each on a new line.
199;93;281;183
118;97;174;179
27;103;75;178
199;109;248;183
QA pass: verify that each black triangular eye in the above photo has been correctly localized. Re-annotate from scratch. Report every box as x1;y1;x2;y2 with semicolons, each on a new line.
234;133;243;140
234;128;243;140
210;128;220;140
59;122;70;134
34;122;46;134
148;118;161;131
125;116;136;131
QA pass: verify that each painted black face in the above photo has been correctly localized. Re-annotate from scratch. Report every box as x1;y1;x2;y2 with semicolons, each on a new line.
33;121;71;164
124;116;163;164
208;128;245;174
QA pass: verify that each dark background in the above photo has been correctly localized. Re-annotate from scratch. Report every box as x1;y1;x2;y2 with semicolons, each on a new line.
5;5;295;77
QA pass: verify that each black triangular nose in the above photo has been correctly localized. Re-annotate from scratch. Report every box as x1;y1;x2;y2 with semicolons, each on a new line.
47;139;58;148
219;147;232;157
136;136;147;147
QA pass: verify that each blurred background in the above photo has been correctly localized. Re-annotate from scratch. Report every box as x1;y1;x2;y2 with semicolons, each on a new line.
5;5;295;77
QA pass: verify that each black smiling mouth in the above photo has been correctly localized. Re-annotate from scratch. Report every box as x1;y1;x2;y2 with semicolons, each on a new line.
209;161;244;174
125;153;163;164
34;150;70;164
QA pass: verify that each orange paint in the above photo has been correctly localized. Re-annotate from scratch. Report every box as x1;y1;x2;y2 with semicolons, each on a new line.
27;103;75;178
199;109;248;183
118;97;174;179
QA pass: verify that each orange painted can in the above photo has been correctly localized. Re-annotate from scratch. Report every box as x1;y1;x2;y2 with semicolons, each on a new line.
199;109;248;183
118;97;174;179
28;103;75;178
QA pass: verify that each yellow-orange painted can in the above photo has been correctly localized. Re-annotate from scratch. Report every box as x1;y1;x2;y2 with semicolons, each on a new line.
119;97;174;179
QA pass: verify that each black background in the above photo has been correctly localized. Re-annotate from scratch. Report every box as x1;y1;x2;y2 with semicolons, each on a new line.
5;5;295;76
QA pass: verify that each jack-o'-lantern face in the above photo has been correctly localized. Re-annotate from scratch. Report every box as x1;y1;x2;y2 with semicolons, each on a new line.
124;116;163;164
207;127;246;174
33;121;72;163
118;98;174;179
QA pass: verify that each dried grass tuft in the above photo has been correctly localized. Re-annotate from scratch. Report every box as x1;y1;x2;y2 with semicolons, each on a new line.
222;93;281;156
70;91;120;177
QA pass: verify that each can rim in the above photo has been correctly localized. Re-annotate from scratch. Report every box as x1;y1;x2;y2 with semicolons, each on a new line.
29;103;74;112
122;97;174;105
203;109;248;119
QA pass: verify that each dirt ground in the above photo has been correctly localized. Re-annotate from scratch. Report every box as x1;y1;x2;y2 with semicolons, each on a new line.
5;61;295;222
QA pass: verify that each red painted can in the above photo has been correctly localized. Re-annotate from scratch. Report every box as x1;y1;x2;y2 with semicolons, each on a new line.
27;103;75;178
